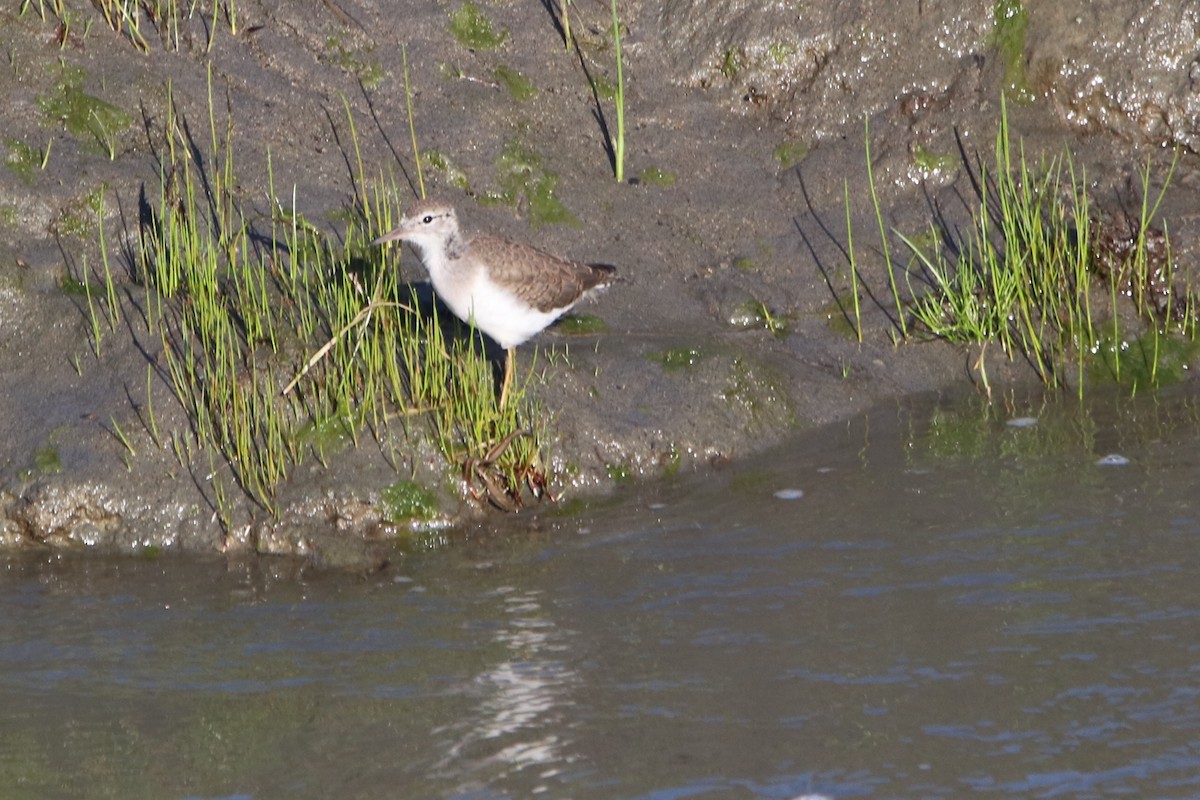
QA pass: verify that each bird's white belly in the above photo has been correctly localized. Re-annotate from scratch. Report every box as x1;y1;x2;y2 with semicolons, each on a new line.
434;271;563;350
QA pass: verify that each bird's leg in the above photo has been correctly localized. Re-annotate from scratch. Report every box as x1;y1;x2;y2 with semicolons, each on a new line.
498;346;516;408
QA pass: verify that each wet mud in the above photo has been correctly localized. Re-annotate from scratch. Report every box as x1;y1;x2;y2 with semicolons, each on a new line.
1;0;1198;561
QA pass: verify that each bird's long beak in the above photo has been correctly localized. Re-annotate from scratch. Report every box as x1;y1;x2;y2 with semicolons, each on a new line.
371;226;408;246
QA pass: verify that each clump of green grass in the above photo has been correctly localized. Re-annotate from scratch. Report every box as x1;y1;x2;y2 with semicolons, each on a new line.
846;96;1198;398
63;189;123;359
124;72;549;522
20;0;92;47
900;101;1096;387
23;0;238;52
94;0;152;52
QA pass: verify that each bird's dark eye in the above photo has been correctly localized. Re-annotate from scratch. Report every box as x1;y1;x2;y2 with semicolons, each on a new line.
422;215;434;224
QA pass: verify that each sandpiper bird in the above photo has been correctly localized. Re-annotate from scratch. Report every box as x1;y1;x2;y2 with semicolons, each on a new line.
372;199;616;405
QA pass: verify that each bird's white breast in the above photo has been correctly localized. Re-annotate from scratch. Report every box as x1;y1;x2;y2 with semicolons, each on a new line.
462;271;565;349
413;240;562;349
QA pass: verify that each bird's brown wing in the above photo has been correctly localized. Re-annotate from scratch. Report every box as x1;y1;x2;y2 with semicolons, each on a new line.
472;236;617;313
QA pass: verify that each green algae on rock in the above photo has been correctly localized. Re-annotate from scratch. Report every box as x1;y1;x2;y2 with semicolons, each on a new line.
37;67;131;157
652;347;707;371
494;65;537;101
380;479;439;524
450;1;508;50
486;140;579;228
637;167;676;186
554;313;608;336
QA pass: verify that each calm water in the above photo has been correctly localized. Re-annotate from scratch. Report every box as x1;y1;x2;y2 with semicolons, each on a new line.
3;390;1200;799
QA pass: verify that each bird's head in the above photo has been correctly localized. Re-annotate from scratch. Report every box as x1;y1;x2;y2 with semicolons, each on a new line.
372;201;459;250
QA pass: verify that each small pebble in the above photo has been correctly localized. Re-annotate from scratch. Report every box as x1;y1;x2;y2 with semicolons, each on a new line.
1007;416;1039;428
1096;453;1130;466
774;488;805;500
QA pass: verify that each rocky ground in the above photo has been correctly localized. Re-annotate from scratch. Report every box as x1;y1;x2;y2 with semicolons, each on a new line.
1;0;1197;564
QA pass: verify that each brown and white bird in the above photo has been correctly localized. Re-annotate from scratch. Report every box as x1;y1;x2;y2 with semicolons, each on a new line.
372;199;616;405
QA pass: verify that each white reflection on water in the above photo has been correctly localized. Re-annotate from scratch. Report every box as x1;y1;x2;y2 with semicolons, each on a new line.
433;587;580;793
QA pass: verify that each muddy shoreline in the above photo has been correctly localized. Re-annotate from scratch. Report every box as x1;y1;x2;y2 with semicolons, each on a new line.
2;0;1198;563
